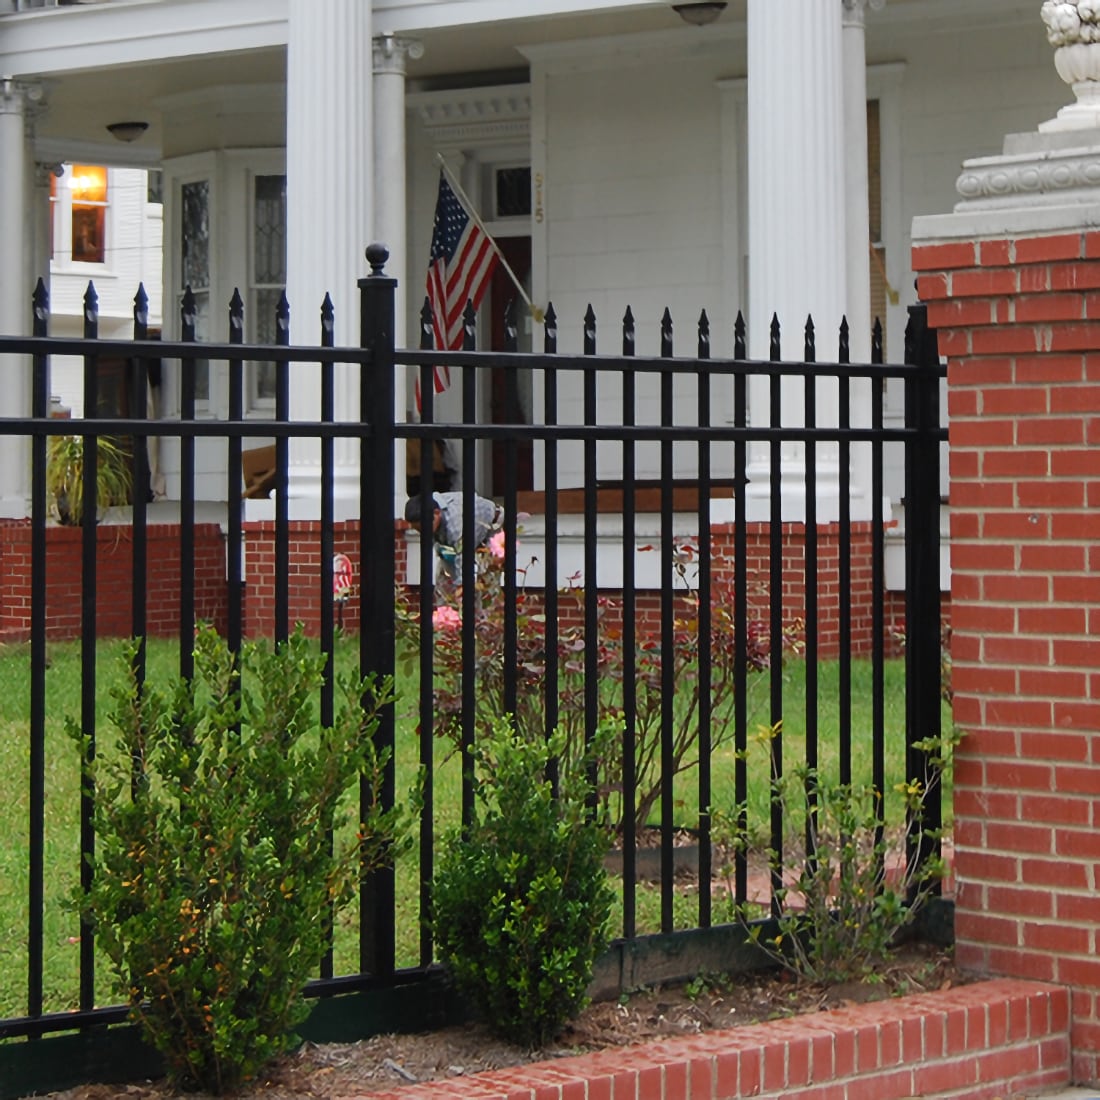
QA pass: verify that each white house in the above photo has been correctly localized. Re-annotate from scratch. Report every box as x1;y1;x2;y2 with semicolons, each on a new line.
0;0;1070;535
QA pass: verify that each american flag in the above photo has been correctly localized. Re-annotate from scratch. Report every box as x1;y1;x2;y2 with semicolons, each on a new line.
420;171;498;406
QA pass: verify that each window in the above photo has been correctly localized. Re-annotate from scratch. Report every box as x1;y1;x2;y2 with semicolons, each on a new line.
867;99;888;354
249;173;287;409
493;166;531;219
146;169;164;206
48;164;109;265
180;179;211;402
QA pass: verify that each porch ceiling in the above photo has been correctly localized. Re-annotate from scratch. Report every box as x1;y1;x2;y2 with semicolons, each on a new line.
8;0;1045;164
31;49;286;166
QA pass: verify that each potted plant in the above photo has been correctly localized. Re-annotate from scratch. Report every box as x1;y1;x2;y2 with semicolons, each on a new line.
46;433;133;525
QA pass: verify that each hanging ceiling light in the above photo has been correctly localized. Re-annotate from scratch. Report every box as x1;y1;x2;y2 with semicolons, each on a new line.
106;121;149;143
672;2;727;26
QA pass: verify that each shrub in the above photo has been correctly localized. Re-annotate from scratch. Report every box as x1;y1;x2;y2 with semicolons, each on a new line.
75;627;410;1094
716;723;959;985
396;536;779;832
431;718;615;1048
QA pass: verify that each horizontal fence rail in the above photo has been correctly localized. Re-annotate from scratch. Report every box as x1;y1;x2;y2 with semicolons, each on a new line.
0;256;946;1074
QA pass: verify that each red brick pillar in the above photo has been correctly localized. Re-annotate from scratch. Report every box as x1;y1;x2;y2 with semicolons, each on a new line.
912;229;1100;1084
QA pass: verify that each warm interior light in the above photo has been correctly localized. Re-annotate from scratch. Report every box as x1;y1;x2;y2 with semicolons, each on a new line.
68;165;108;203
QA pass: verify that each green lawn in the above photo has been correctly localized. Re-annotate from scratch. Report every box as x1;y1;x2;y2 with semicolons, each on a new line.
0;635;948;1023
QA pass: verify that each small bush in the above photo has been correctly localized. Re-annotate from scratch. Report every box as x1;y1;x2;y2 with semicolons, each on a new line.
395;535;779;833
717;723;959;985
431;718;615;1048
75;627;410;1094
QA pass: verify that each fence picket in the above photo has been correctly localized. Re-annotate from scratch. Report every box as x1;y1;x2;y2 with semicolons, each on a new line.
78;279;98;1013
0;262;946;1068
28;278;49;1033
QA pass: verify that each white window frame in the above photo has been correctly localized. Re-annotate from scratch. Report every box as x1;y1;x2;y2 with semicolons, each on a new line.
163;149;286;422
245;163;287;415
482;160;532;225
163;152;217;416
49;163;112;275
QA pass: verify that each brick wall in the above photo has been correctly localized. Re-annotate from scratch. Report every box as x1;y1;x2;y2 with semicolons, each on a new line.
914;230;1100;1084
242;520;366;637
1;517;917;659
0;520;225;642
542;523;913;659
364;979;1069;1100
712;522;901;657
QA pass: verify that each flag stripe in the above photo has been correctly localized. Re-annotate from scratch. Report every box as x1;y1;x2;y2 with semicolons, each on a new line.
445;230;494;305
425;173;499;375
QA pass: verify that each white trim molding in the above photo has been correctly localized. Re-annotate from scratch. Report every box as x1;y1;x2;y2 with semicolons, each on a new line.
0;0;287;77
956;145;1100;208
407;84;531;150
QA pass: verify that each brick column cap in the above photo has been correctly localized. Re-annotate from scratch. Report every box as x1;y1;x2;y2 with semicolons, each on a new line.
914;200;1100;244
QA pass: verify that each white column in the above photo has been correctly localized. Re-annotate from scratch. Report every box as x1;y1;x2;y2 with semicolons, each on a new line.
285;0;373;517
32;164;56;296
842;0;879;364
746;0;847;522
373;32;422;515
0;79;31;517
373;34;421;352
843;0;884;521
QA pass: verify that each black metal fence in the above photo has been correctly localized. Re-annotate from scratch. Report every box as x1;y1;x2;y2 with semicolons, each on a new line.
0;244;946;1088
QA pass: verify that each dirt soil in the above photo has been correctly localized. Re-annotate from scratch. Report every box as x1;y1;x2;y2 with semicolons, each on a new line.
30;944;967;1100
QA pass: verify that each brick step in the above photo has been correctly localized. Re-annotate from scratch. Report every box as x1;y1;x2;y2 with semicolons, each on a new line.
368;979;1069;1100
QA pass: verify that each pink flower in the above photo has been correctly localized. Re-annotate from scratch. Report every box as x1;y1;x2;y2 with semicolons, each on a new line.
432;606;462;631
488;530;507;560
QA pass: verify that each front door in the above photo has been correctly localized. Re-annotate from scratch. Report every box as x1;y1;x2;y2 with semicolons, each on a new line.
488;236;533;496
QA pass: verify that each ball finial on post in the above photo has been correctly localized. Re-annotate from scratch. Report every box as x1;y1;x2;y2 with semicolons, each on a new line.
365;243;390;277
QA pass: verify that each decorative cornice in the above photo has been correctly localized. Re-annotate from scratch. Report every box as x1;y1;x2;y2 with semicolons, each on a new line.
34;161;63;188
0;77;48;143
955;146;1100;208
372;33;424;77
0;77;43;118
841;0;885;30
407;85;530;148
0;79;21;118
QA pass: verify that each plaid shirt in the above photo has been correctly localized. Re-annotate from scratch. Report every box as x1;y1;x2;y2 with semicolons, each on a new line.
434;491;501;580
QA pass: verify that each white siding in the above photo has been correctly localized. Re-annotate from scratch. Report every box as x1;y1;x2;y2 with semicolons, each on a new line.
405;18;1067;491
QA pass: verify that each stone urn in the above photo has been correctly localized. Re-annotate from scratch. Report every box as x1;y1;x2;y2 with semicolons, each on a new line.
1053;40;1100;84
1040;2;1100;130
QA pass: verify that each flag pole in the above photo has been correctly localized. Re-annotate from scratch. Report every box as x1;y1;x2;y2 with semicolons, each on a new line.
436;153;545;323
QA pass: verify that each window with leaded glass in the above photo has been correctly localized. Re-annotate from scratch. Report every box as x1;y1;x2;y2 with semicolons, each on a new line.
867;99;888;357
250;174;286;409
180;179;211;402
